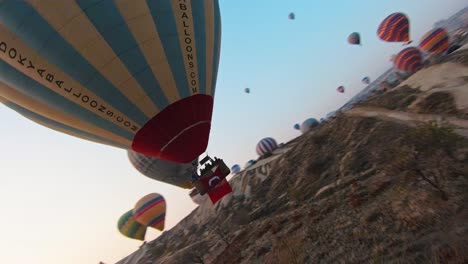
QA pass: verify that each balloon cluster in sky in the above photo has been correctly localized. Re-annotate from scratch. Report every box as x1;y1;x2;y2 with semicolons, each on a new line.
0;1;461;242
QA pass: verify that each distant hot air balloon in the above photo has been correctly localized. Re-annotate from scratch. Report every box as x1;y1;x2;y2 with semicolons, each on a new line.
244;88;250;94
117;210;147;241
362;77;371;85
256;137;278;156
377;13;410;43
337;86;345;93
348;32;361;45
133;193;166;231
245;159;256;168
300;118;319;133
289;12;295;20
294;123;300;130
0;1;222;163
231;164;241;174
394;47;423;74
419;28;449;54
128;151;195;189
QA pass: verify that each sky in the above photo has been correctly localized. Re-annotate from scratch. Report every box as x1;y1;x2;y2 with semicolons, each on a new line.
0;1;467;264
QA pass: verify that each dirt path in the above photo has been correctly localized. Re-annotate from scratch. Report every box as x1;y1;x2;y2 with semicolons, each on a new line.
346;106;468;138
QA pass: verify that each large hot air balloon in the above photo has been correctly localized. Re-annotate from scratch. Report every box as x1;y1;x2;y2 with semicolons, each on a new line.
362;77;370;85
348;32;361;45
256;137;278;156
300;118;319;134
128;150;195;189
419;28;449;54
133;193;166;231
377;13;410;43
288;13;295;20
293;123;300;130
394;47;423;74
231;164;241;174
0;0;222;163
117;210;147;241
337;86;345;93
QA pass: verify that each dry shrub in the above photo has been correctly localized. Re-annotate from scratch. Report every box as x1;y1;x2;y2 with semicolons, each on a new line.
270;236;306;264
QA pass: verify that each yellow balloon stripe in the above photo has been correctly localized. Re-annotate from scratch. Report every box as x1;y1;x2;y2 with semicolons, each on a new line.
0;81;132;147
115;0;181;104
0;24;141;132
29;0;160;117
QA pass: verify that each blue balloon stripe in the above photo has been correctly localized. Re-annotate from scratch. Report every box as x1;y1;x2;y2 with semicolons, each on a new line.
0;1;148;124
76;0;170;110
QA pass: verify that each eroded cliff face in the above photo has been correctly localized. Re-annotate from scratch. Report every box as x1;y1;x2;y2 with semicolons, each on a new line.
118;49;468;264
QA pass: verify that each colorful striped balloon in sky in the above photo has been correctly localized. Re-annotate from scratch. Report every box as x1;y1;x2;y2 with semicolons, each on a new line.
419;28;450;54
133;193;166;231
0;0;222;163
117;210;147;241
394;47;423;74
377;12;410;42
256;137;278;156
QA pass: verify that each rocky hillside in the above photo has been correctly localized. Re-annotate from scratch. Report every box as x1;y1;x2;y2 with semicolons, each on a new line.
118;48;468;264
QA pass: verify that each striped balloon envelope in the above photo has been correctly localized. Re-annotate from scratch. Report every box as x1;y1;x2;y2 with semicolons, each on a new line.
0;0;222;163
394;47;423;74
127;150;195;189
419;28;449;54
117;210;147;241
133;193;166;231
256;137;278;156
231;164;241;174
377;13;410;42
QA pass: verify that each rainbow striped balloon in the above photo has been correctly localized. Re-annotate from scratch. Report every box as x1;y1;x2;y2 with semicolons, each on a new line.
133;193;166;231
419;28;449;54
117;210;147;241
256;137;278;156
377;13;410;42
394;47;423;74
